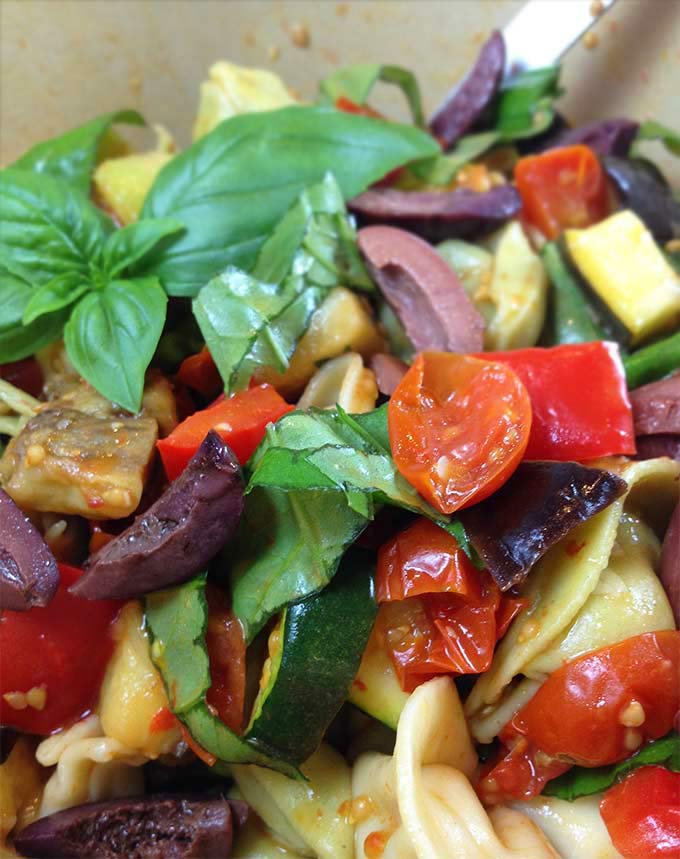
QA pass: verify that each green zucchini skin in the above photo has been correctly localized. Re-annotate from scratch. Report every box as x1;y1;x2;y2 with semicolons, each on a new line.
246;548;378;764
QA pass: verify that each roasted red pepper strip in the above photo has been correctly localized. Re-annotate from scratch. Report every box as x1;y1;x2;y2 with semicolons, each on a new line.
375;518;527;692
480;342;636;461
205;585;246;735
515;144;610;239
479;631;680;804
0;564;121;734
157;384;293;480
600;766;680;859
177;346;222;399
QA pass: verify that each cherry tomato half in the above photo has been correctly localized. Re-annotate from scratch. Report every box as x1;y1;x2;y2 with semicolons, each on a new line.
0;564;121;734
388;352;532;514
600;766;680;859
515;144;609;239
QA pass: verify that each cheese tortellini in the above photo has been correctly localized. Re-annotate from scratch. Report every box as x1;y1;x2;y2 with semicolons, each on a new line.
516;796;623;859
0;739;44;854
231;744;353;859
352;677;558;859
466;457;679;740
298;353;378;414
193;61;297;140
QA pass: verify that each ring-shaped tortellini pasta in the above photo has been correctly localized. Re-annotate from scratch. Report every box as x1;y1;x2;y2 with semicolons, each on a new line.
98;601;182;759
0;738;44;851
352;677;558;859
35;715;146;818
231;744;353;859
515;795;623;859
466;457;679;739
298;353;378;414
93;124;176;225
255;288;385;397
193;60;297;140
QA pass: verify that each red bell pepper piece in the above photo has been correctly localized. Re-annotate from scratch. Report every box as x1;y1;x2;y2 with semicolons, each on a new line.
156;384;293;481
480;342;636;461
514;144;610;239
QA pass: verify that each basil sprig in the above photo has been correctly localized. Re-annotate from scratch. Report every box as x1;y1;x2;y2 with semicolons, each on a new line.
0;169;183;411
544;733;680;801
193;173;371;394
142;105;439;296
11;109;144;193
319;63;425;127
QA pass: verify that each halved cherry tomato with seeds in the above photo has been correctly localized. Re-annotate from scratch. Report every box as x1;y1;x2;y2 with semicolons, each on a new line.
388;352;532;514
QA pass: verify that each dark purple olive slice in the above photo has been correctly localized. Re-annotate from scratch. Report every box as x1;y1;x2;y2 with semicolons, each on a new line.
0;489;58;611
546;118;639;157
635;434;680;461
70;431;244;600
349;186;521;243
458;461;627;590
603;156;680;242
661;501;680;627
358;225;484;353
630;374;680;436
14;795;247;859
429;30;506;148
369;354;409;397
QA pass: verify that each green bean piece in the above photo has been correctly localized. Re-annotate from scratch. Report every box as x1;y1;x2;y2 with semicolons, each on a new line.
542;242;606;345
624;329;680;389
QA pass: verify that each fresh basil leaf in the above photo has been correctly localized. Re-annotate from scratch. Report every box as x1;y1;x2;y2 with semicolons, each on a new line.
22;272;90;325
100;217;185;278
142;105;439;296
0;169;113;288
409;131;500;185
350;402;392;453
249;407;445;521
0;266;68;362
193;173;371;393
11;110;145;193
64;276;167;412
492;67;562;140
319;64;425;127
634;120;680;157
544;733;680;801
230;486;367;642
145;576;299;776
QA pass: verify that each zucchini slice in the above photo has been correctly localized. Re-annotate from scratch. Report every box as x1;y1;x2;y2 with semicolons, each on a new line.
348;624;409;731
245;548;378;764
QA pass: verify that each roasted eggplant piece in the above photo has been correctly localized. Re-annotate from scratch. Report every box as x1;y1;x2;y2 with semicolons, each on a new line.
0;488;59;610
358;225;484;353
630;374;680;436
14;795;248;859
546;118;639;157
459;461;627;590
349;186;521;243
429;30;505;148
603;156;680;243
661;501;680;627
71;432;244;600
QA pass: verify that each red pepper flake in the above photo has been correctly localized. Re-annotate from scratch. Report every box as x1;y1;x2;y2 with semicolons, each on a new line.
353;678;368;692
566;539;587;557
149;707;178;734
180;724;217;767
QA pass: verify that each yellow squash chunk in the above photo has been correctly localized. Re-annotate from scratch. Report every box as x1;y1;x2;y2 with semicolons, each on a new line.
193;61;296;140
0;739;44;849
255;287;385;397
565;209;680;345
93;125;175;225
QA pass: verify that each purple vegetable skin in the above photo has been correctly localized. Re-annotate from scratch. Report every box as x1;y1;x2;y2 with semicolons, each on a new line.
369;354;409;397
0;488;59;611
14;795;247;859
661;501;680;627
459;461;627;590
546;118;639;157
70;431;244;600
603;156;680;242
358;225;484;353
349;185;521;243
429;30;506;148
635;435;680;462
